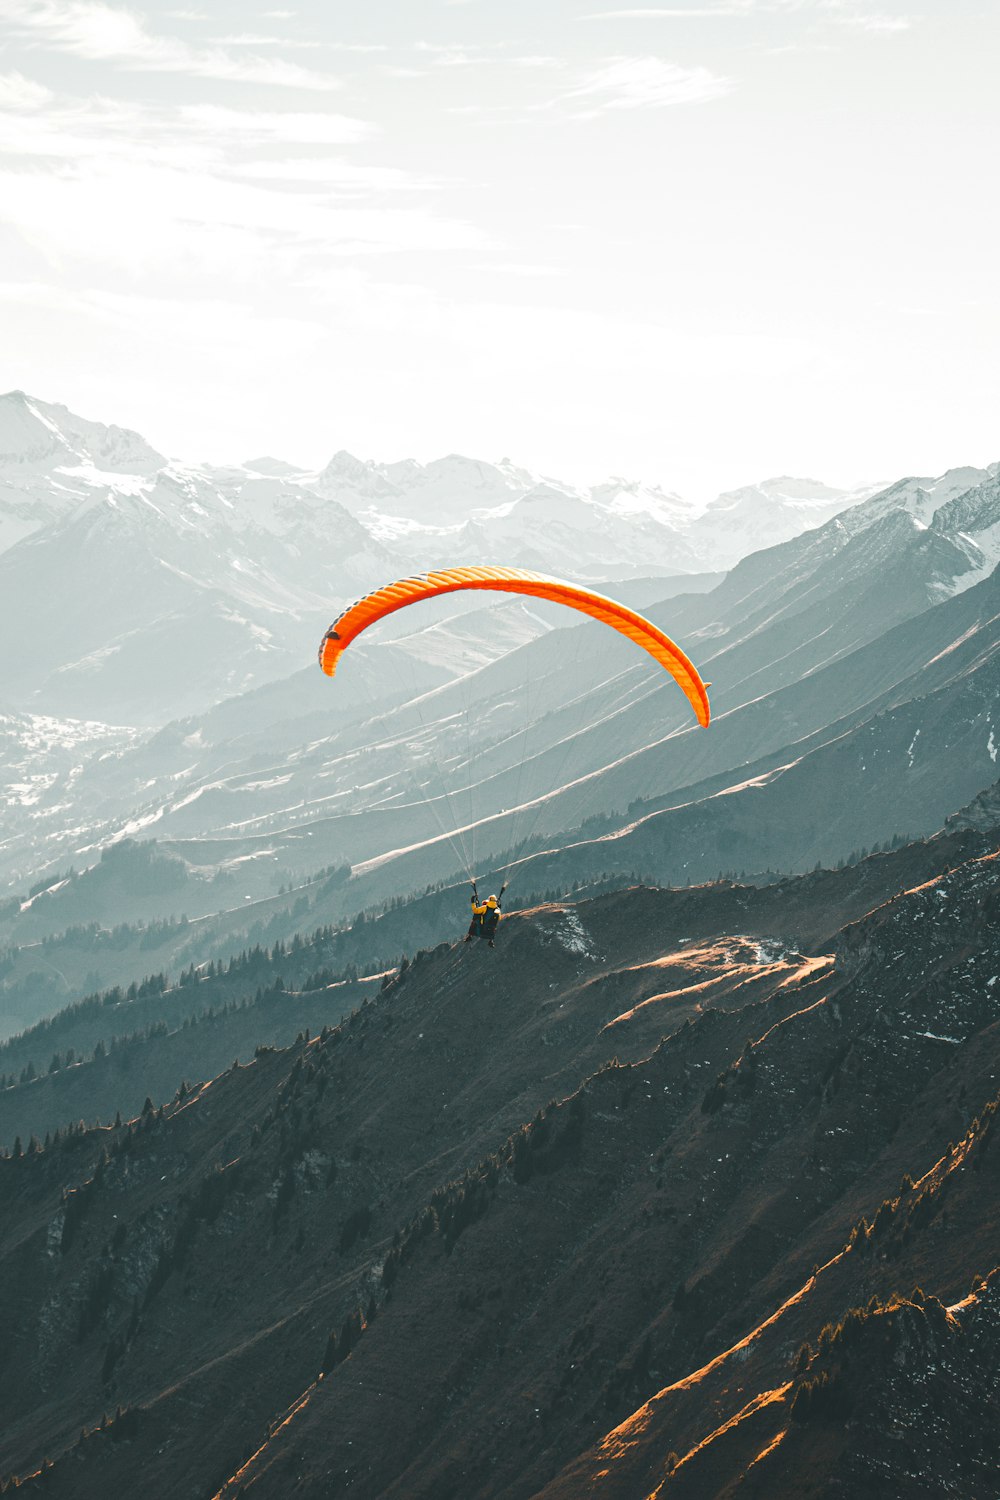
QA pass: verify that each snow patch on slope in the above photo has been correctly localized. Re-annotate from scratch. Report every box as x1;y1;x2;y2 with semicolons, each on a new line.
542;907;599;960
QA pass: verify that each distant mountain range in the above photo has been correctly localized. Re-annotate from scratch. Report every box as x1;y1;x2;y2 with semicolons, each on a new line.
0;390;877;725
2;441;996;909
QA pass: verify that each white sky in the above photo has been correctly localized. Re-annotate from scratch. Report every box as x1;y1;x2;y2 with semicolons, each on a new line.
0;0;997;498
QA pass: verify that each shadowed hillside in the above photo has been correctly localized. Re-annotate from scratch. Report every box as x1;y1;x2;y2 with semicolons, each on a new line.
3;820;1000;1497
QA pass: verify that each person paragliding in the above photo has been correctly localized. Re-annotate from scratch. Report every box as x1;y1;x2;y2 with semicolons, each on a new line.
317;567;711;934
465;881;506;948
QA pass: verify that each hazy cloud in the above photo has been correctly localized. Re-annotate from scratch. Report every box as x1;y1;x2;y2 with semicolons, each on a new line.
0;0;339;89
0;74;479;296
413;41;489;66
582;4;756;17
205;33;321;48
836;13;910;31
581;3;912;37
0;159;484;282
476;262;564;277
0;87;372;166
582;1;905;16
180;105;371;143
0;0;987;501
562;56;731;111
0;70;54;109
237;159;429;190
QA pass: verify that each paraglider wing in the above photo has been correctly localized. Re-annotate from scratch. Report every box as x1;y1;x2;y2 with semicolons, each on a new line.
318;566;711;726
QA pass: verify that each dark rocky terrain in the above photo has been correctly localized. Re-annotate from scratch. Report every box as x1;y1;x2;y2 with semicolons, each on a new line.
3;812;1000;1498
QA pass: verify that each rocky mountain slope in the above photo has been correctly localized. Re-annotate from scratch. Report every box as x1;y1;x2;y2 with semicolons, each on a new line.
3;813;1000;1497
2;822;985;1151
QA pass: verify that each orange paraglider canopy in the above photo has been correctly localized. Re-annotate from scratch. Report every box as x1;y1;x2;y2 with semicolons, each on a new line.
318;565;710;727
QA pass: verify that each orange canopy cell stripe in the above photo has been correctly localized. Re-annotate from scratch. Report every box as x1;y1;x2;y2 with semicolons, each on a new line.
317;566;710;727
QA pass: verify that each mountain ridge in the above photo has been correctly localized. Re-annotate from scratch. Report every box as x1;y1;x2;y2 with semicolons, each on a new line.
4;818;1000;1497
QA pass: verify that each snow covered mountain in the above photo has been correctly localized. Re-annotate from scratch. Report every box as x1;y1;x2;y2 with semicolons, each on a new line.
0;389;879;725
0;391;162;475
308;452;872;578
309;453;705;576
311;449;536;523
0;453;395;724
688;475;881;567
0;392;884;595
8;388;1000;914
3;456;999;912
0;391;164;553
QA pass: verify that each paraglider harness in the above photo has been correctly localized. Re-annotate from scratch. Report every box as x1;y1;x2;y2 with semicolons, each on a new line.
465;881;506;948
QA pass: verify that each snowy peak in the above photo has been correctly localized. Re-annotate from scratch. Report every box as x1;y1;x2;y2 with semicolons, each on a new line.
321;448;375;482
758;475;847;502
0;390;163;470
924;466;991;503
501;483;598;525
850;466;992;532
313;451;530;526
0;392;169;554
312;449;405;509
923;473;1000;597
819;467;1000;602
591;475;694;529
703;474;851;518
931;472;1000;536
311;451;704;577
689;474;874;569
385;454;526;524
242;456;303;478
0;386;890;586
